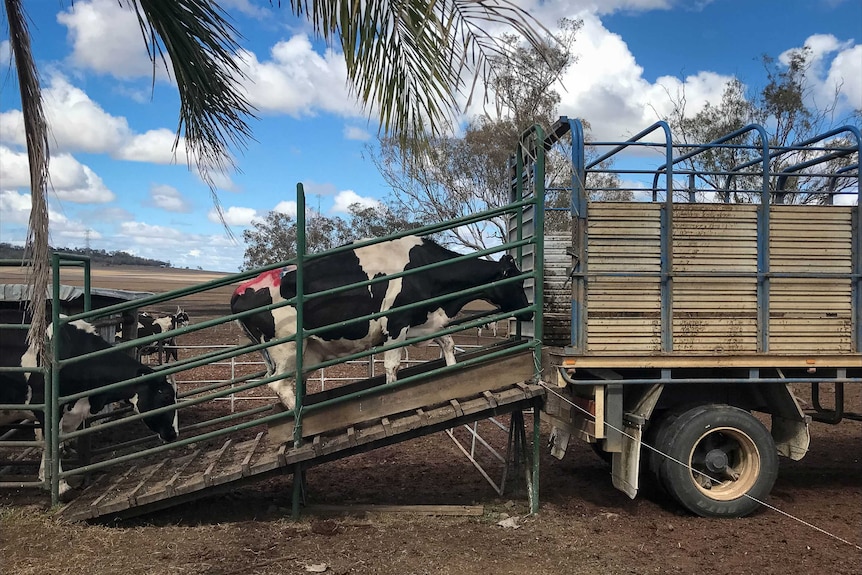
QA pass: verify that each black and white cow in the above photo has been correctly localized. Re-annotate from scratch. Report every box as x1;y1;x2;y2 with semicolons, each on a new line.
119;307;190;363
0;309;179;495
230;236;532;411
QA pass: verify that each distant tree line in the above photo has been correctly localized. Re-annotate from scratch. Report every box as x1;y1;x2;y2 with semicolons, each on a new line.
0;243;170;268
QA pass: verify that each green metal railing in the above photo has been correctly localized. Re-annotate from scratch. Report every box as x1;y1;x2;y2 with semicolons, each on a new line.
1;123;549;513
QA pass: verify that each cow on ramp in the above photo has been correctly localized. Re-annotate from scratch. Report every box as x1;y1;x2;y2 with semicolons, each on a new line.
230;236;532;411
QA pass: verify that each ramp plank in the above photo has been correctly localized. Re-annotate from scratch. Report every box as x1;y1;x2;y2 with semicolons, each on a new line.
56;367;544;523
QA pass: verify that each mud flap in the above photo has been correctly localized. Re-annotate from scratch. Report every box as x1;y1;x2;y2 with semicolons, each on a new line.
548;426;571;460
764;382;811;461
772;414;810;460
611;416;643;499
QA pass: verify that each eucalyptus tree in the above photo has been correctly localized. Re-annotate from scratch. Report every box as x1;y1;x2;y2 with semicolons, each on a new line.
2;0;544;362
372;18;583;252
665;48;860;204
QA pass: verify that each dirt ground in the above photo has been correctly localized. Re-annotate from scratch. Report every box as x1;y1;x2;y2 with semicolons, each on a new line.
1;266;860;575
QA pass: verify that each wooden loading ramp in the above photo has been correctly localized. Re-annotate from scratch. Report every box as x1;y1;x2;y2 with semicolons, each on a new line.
57;341;544;522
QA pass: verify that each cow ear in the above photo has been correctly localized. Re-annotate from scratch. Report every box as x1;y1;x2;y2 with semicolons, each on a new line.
499;254;519;276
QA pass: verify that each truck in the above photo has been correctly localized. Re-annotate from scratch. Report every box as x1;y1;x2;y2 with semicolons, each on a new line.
524;117;861;518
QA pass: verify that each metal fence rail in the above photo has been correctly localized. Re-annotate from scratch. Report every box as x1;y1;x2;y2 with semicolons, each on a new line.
1;131;547;514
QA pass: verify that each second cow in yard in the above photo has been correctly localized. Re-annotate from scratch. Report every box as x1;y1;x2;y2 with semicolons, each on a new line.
118;307;190;363
230;236;532;411
0;309;179;496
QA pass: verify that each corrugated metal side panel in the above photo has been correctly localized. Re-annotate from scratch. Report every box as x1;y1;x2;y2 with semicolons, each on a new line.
586;204;662;354
672;204;759;353
544;235;572;346
769;206;853;353
509;204;536;338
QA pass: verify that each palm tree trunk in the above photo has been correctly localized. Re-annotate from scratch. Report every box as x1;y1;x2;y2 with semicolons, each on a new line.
4;0;51;363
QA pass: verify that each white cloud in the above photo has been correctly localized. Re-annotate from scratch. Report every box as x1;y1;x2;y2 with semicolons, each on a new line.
149;184;192;213
0;40;9;67
344;125;372;141
218;0;273;19
193;166;237;192
112;221;244;269
827;45;862;111
0;146;30;187
236;35;361;118
0;75;131;153
273;200;298;217
781;35;862;115
44;75;134;152
117;129;187;165
0;189;32;226
0;110;21;146
0;75;189;166
331;190;379;213
87;206;135;223
0;189;98;245
301;181;339;197
833;191;858;206
209;206;258;226
57;0;170;80
118;221;187;243
0;146;115;203
49;159;114;204
0;74;236;194
540;14;734;141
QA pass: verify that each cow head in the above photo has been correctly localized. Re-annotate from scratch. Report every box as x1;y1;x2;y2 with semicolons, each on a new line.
486;255;533;321
131;368;179;442
172;307;190;329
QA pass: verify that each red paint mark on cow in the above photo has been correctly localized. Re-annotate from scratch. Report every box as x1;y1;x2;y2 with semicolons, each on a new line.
234;265;297;296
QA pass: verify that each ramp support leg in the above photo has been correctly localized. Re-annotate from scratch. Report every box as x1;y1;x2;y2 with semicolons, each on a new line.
530;399;541;514
507;411;525;490
506;404;541;514
291;463;304;520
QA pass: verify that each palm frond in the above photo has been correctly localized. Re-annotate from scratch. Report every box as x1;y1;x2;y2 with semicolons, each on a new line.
124;0;256;220
292;0;547;147
4;0;51;363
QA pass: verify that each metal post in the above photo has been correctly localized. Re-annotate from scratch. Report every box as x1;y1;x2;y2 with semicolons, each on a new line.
531;400;541;514
661;130;674;353
292;183;307;520
532;126;546;351
755;126;771;353
569;118;587;352
49;255;62;505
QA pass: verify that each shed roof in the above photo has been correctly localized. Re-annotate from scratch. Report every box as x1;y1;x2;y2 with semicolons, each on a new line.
0;284;153;306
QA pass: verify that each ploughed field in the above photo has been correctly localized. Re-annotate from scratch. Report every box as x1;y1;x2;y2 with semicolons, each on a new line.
0;266;860;575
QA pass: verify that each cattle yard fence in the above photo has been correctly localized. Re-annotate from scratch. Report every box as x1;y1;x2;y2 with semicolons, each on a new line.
0;124;548;517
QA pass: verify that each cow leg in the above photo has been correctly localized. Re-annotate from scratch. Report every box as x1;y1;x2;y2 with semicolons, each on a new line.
166;337;178;362
37;454;73;498
37;399;92;496
434;335;457;366
383;346;404;384
265;341;300;411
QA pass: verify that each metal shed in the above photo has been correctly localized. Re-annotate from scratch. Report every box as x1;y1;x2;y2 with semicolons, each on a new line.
0;284;153;344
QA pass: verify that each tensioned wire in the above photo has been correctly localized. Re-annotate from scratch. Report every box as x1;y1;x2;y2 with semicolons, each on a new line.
537;381;862;551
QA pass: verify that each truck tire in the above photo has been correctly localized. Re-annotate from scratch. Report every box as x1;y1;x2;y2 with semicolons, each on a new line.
652;404;778;518
645;410;681;495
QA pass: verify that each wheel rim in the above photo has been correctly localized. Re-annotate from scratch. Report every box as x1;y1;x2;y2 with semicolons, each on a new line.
687;427;761;501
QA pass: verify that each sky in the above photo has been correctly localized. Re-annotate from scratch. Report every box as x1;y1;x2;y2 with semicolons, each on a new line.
0;0;860;273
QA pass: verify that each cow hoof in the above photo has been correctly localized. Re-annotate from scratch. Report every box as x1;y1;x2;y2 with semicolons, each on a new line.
57;484;80;503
